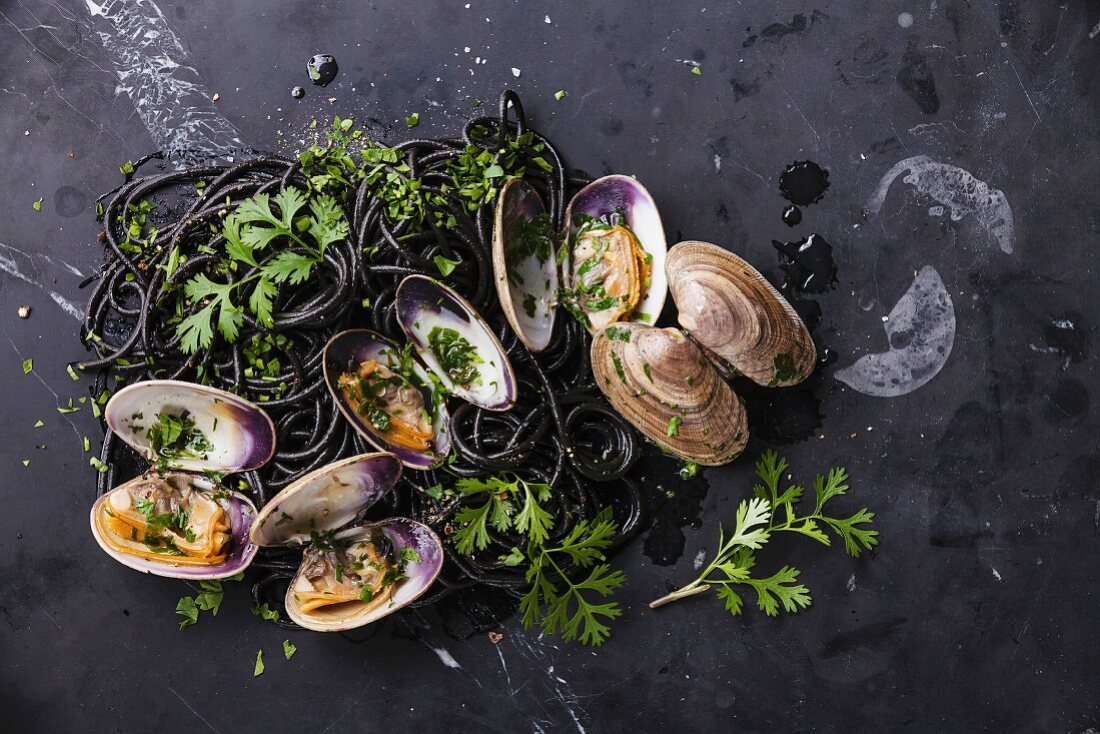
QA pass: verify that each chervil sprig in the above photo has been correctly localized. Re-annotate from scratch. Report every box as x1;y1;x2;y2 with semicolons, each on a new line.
650;450;878;616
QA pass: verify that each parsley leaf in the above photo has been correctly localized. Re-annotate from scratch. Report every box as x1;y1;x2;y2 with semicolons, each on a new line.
519;508;625;646
176;596;199;629
283;640;297;660
451;473;553;553
253;649;265;677
650;451;878;617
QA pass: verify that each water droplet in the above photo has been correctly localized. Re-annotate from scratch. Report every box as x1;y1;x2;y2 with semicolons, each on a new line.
307;54;339;87
782;205;802;226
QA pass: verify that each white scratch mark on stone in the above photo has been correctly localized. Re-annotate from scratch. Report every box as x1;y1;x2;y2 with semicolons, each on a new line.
431;646;462;669
712;154;722;174
83;0;243;165
835;265;955;397
1089;19;1100;39
991;566;1003;582
495;644;515;694
167;685;223;734
0;243;84;321
866;155;1015;254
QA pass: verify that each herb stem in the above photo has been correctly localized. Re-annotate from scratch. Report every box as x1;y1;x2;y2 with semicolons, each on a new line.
649;582;711;609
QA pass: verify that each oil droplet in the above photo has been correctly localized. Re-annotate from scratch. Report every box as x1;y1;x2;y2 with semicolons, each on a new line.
291;86;305;99
779;160;830;206
782;205;802;226
307;54;339;86
773;233;837;294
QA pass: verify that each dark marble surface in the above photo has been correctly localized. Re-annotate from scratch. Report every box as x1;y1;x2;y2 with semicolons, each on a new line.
1;1;1098;732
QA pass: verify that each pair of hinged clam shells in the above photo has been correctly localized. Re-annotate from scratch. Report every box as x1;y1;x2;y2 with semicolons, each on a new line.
89;380;442;631
492;176;816;466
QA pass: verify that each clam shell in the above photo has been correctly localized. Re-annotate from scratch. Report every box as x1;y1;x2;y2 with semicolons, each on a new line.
323;329;451;470
250;453;402;547
492;179;558;352
667;241;816;387
284;518;444;632
105;380;275;473
564;175;668;328
89;473;258;580
395;275;517;411
591;323;747;465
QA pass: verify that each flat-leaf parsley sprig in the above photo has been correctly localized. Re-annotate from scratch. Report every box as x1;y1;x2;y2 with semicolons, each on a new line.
650;450;878;615
448;473;626;646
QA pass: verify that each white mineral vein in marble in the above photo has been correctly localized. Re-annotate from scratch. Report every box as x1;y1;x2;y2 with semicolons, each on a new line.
83;0;243;164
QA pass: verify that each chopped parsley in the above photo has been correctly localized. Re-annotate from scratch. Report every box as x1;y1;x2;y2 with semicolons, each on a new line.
666;415;683;437
146;411;215;472
427;326;483;387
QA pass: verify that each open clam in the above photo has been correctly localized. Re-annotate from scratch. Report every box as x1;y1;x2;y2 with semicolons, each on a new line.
563;175;668;332
591;241;816;465
491;174;669;347
591;324;747;465
492;179;558;352
396;274;517;411
90;380;275;579
250;453;443;632
323;329;452;470
667;241;816;387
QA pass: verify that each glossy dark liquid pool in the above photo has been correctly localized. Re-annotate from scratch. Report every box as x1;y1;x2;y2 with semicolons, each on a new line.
782;204;802;226
307;54;339;86
774;233;837;294
779;160;830;205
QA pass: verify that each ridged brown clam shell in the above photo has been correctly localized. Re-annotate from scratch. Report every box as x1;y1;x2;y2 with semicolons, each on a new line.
591;323;747;465
667;240;816;387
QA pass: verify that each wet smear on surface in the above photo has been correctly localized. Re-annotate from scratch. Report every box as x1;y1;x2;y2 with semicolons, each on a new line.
53;186;88;218
743;11;825;48
779;161;830;206
782;205;802;226
739;379;824;444
638;454;710;566
866;155;1015;254
1030;313;1088;364
307;54;339;86
835;266;956;397
774;233;837;293
896;39;940;114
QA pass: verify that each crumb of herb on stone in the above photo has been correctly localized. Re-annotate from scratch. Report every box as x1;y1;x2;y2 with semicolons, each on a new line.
253;649;265;677
283;640;297;660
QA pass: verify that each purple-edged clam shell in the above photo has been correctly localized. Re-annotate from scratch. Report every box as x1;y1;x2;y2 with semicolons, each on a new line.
323;329;451;470
492;179;558;352
89;473;258;580
564;174;669;326
105;380;275;473
395;275;517;411
249;452;402;547
284;518;444;632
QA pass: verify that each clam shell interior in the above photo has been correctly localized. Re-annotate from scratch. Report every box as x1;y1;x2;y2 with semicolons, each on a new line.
564;174;668;329
323;329;451;470
396;275;516;411
492;179;558;352
104;380;275;473
591;323;748;465
89;473;258;580
250;453;402;547
284;518;444;632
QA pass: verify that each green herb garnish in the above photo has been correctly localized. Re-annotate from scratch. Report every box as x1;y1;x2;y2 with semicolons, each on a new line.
650;451;878;615
427;326;483;387
520;508;625;647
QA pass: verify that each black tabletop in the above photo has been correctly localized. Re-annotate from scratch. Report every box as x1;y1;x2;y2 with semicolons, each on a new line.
2;1;1098;732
